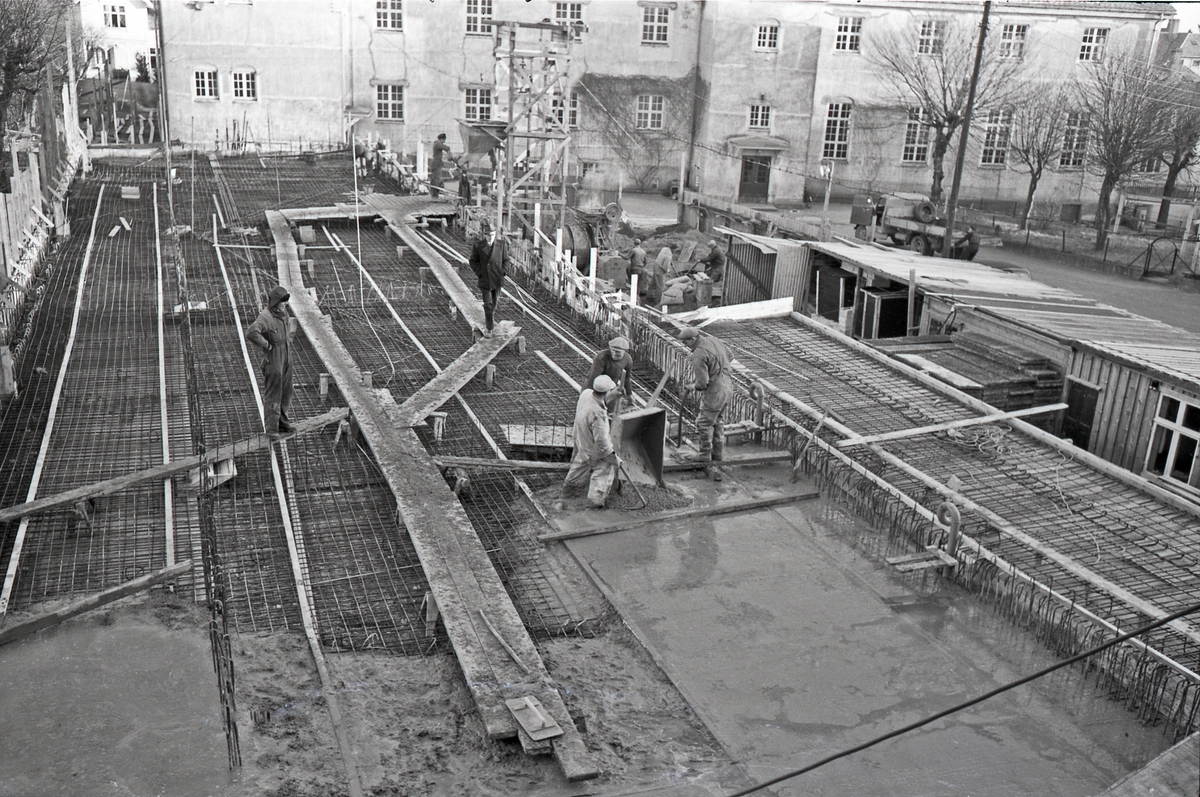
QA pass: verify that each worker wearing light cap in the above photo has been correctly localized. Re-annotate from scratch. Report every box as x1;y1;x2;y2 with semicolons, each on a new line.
585;336;634;411
679;326;732;463
561;374;619;508
246;285;297;437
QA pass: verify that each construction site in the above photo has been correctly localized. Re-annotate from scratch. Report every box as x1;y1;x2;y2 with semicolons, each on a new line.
4;9;1200;797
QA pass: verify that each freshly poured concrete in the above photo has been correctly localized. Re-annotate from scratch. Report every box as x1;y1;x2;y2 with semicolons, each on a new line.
567;466;1173;797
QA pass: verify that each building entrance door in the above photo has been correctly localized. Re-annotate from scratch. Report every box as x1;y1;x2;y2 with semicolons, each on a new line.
739;156;771;203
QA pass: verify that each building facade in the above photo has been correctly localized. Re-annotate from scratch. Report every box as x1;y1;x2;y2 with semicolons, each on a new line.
80;0;159;76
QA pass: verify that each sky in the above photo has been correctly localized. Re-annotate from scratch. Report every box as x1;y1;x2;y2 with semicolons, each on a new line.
1175;1;1200;33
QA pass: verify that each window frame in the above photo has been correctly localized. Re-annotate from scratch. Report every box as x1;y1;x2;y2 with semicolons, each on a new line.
635;94;664;130
375;0;402;30
1144;390;1200;492
641;6;670;45
980;108;1013;166
375;83;404;121
835;16;862;52
231;69;257;101
917;20;945;55
901;107;931;163
466;0;493;35
823;102;851;160
465;87;493;122
748;104;771;131
998;23;1028;59
555;2;583;39
1079;27;1108;62
552;90;579;129
1059;111;1089;168
104;4;127;28
193;68;218;100
755;23;779;52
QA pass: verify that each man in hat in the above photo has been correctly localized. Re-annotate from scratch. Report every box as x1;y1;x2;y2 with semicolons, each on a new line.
468;218;509;334
628;238;647;292
246;285;296;437
430;133;452;197
561;374;620;508
953;226;981;261
698;239;726;283
679;326;732;465
585;336;634;411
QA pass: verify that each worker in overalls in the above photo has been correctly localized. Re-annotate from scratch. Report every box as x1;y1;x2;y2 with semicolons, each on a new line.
246;285;296;437
585;336;634;412
561;375;619;508
679;326;732;465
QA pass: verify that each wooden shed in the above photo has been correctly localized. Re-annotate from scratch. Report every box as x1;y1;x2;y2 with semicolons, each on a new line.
720;228;810;307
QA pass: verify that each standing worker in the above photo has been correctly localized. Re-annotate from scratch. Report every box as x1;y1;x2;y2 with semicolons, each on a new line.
430;133;452;197
679;326;732;469
246;285;297;437
698;239;726;307
952;226;981;261
586;336;634;411
468;219;509;335
629;238;647;294
560;375;620;509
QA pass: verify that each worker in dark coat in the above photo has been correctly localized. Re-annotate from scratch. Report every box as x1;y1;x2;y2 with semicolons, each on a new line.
561;374;619;508
586;336;634;411
430;133;452;197
468;220;509;334
246;285;296;436
629;239;647;292
699;239;726;283
679;326;732;464
953;226;981;261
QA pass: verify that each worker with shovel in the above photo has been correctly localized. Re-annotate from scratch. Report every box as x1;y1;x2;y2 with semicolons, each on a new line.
246;285;296;438
560;374;620;509
679;326;732;467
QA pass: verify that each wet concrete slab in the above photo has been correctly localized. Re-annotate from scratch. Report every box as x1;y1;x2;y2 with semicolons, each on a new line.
566;467;1173;797
0;603;231;796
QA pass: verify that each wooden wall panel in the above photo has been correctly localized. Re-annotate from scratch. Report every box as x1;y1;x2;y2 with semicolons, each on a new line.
1069;350;1160;473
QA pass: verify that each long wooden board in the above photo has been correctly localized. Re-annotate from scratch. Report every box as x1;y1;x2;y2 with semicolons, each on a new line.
383;217;488;331
837;403;1068;448
0;408;350;525
267;211;597;781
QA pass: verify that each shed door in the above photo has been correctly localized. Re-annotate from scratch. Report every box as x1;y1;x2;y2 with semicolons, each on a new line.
739;156;771;203
1063;381;1099;450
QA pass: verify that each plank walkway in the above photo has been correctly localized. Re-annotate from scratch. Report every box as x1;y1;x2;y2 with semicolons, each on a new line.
267;210;597;781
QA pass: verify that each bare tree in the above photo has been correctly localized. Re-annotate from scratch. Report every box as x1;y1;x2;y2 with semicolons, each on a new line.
1008;83;1073;230
869;16;1025;205
0;0;68;192
1077;46;1173;247
1150;71;1200;228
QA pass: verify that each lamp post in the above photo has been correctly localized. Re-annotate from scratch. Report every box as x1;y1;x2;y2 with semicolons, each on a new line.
820;160;835;242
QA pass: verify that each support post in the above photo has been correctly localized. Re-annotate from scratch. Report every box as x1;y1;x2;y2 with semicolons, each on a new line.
907;268;917;336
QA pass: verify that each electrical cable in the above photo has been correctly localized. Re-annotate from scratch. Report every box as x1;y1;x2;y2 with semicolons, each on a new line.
722;599;1200;797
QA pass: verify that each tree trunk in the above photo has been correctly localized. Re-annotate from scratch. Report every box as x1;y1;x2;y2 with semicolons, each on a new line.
1155;164;1184;228
1094;175;1116;249
928;130;952;205
1020;167;1042;230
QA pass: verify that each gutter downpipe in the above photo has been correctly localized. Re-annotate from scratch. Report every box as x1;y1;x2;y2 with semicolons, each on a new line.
683;0;706;204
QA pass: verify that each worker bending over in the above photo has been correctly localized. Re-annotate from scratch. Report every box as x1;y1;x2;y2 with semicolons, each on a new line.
586;336;634;411
679;326;732;464
246;285;296;437
561;374;620;508
699;239;726;306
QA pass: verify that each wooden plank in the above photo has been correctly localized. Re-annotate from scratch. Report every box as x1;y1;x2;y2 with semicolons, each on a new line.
383;217;487;331
267;211;598;781
538;491;821;542
893;353;983;389
390;324;521;427
836;403;1067;448
433;451;794;474
502;424;573;449
0;561;192;646
0;408;349;525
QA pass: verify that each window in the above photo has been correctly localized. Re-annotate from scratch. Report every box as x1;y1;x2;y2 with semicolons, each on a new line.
1146;392;1200;490
556;2;582;39
232;70;257;100
1139;156;1162;173
999;24;1027;59
1079;27;1108;61
1059;112;1088;167
980;108;1012;165
918;20;944;55
642;6;669;44
466;0;492;35
902;108;931;163
835;17;862;52
552;91;579;129
149;48;158;75
635;94;664;129
756;24;779;51
375;0;402;30
581;162;598;177
104;4;126;27
376;84;403;120
194;69;218;99
465;88;492;122
749;105;771;130
823;103;851;159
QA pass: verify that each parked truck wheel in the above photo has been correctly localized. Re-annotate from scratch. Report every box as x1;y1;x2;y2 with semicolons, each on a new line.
854;225;870;241
914;201;937;224
909;234;931;255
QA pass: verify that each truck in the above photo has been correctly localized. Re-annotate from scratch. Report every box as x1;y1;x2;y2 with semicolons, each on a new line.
851;192;948;256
